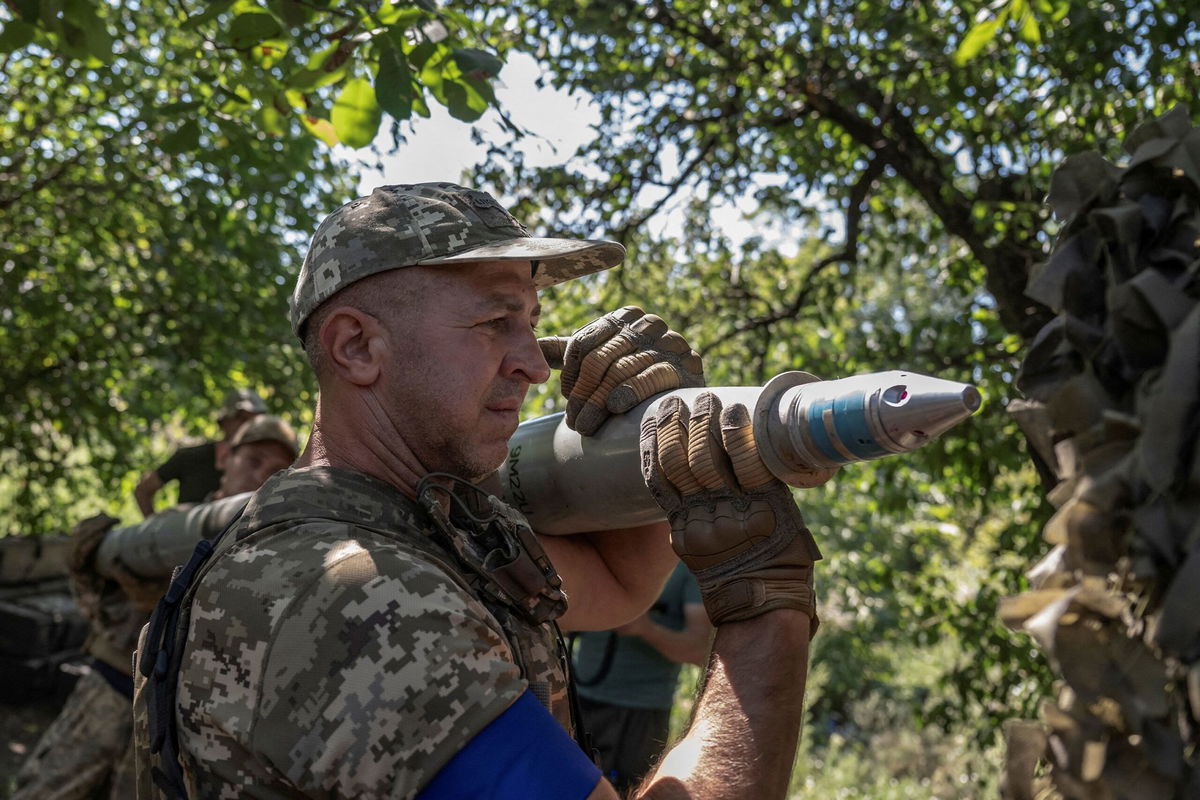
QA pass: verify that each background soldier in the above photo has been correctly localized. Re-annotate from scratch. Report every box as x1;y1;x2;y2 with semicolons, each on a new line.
12;415;299;800
132;388;267;517
572;562;712;793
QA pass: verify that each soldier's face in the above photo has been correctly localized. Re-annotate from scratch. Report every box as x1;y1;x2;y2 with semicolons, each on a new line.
375;260;550;479
220;440;295;496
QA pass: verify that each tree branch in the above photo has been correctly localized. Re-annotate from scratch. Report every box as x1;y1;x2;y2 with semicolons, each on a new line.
0;149;90;211
797;75;1053;342
701;156;885;353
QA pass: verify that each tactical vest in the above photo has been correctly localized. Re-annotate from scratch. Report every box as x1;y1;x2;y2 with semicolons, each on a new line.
133;479;579;799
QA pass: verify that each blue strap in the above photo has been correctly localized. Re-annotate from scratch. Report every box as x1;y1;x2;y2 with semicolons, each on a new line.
418;690;601;800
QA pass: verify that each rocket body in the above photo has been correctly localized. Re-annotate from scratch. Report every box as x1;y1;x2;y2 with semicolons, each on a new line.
500;370;981;535
94;370;980;578
95;491;250;580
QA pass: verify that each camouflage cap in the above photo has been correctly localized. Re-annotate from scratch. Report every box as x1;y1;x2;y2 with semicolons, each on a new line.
289;182;625;336
218;388;268;421
229;415;299;460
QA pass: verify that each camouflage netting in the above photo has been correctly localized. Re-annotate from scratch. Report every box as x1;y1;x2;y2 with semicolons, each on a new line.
1001;106;1200;800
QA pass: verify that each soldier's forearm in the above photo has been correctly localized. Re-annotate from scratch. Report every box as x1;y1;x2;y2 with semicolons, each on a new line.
635;610;811;800
629;605;713;667
133;472;161;518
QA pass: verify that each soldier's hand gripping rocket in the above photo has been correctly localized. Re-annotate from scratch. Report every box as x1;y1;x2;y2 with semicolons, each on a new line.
640;392;822;631
539;306;704;436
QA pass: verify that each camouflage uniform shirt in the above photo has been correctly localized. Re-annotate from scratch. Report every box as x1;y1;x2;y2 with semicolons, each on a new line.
170;466;570;799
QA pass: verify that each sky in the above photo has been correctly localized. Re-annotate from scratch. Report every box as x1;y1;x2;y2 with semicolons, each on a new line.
347;52;598;191
341;53;811;257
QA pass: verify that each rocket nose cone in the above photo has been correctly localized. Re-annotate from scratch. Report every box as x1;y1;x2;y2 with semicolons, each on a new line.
876;374;983;450
962;385;982;414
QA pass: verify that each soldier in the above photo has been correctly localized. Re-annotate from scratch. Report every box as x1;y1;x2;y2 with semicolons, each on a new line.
209;414;301;500
572;562;713;793
132;388;267;517
135;183;821;800
12;416;299;800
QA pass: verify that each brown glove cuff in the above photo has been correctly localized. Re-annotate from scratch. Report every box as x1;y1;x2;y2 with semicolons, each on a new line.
700;576;820;637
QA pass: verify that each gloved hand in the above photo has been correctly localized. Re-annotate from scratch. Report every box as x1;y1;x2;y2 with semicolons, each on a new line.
68;513;121;624
68;512;165;617
539;306;704;436
640;392;822;630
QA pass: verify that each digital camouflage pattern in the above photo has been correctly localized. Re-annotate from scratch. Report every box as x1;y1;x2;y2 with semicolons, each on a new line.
19;514;170;800
1001;106;1200;799
289;182;625;335
13;669;136;800
142;466;570;799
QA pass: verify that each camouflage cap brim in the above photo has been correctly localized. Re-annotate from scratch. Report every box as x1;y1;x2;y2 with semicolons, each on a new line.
290;183;627;336
416;237;624;289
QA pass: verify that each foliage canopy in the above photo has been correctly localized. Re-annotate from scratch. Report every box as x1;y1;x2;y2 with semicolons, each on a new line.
2;0;1198;790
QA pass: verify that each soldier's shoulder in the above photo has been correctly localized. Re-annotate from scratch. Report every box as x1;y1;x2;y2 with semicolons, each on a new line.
201;513;472;615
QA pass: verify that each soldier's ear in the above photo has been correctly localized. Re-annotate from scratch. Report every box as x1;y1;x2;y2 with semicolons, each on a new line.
319;306;385;387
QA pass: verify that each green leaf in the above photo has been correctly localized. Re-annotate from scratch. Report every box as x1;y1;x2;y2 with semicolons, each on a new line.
81;20;114;61
451;47;503;80
954;18;1002;66
227;12;283;49
375;38;415;120
0;19;36;52
407;40;439;71
250;37;289;68
376;2;425;27
59;0;111;60
442;77;488;122
1033;0;1069;22
54;18;91;59
1016;10;1041;44
331;77;382;148
410;86;431;118
286;41;352;90
159;119;201;154
265;0;312;27
256;103;288;136
301;114;339;146
183;0;235;30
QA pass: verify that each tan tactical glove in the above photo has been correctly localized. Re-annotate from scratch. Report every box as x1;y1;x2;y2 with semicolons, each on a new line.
68;513;121;624
640;392;822;630
539;305;704;436
68;512;165;617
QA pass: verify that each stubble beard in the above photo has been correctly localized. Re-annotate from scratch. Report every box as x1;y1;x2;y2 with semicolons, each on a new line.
406;383;524;482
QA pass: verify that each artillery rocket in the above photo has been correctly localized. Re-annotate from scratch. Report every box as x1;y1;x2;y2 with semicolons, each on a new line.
499;370;981;535
96;369;981;578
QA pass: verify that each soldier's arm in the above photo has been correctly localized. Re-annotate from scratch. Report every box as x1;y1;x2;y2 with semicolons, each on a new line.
615;602;713;667
584;611;811;800
133;470;163;518
541;520;677;633
419;612;809;800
